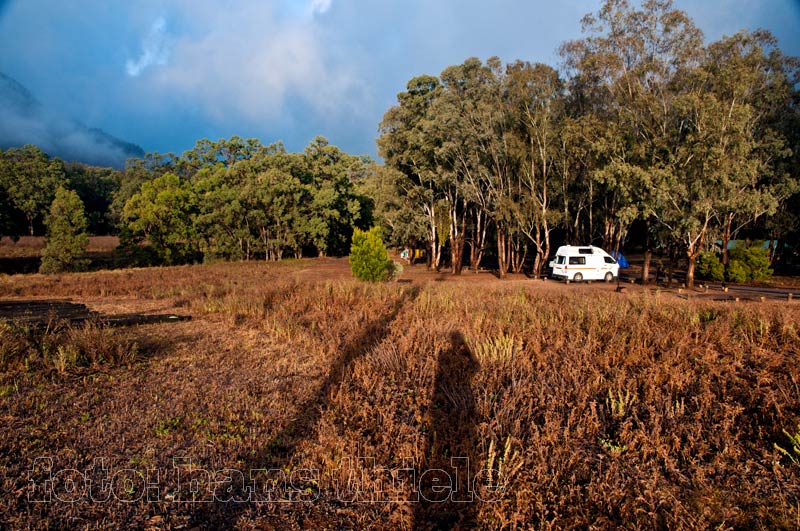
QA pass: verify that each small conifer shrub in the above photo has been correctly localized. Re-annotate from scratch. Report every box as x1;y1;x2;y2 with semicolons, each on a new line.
40;187;89;274
349;227;394;282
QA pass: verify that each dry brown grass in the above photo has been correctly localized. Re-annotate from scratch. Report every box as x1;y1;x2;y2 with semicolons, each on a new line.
0;236;119;257
0;259;798;530
0;236;120;275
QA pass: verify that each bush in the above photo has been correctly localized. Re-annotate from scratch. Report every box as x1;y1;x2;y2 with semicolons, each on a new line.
726;259;748;283
742;246;773;281
697;251;724;281
349;227;393;282
728;243;773;282
40;187;89;274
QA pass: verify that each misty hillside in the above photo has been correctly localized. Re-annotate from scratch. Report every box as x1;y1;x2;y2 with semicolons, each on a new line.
0;72;144;168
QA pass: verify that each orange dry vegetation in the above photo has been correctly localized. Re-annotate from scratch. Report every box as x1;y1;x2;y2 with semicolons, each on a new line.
0;258;798;530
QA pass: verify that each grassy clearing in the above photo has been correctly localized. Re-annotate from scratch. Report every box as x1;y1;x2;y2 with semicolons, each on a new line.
0;260;798;530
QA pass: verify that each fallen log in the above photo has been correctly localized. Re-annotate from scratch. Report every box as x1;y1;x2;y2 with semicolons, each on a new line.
0;300;190;328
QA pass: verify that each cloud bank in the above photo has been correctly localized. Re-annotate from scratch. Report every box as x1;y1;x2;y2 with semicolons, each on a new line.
1;0;797;160
309;0;333;16
0;73;144;167
127;0;361;128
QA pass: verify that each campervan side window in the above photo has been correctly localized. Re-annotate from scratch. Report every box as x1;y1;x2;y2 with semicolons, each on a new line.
604;257;616;264
568;256;586;265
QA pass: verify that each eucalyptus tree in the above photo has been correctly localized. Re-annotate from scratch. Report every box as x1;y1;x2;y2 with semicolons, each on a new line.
662;30;799;286
505;61;565;277
562;0;703;281
435;60;491;274
433;67;490;272
378;75;446;270
439;57;520;277
555;115;597;245
704;31;800;267
192;166;250;260
302;137;369;257
357;164;428;249
248;167;306;261
2;145;66;236
122;172;199;264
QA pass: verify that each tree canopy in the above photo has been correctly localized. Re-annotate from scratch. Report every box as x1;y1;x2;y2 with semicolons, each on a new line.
373;0;800;285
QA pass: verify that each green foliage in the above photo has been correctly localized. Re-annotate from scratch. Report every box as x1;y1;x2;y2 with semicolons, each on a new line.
732;244;773;281
64;163;120;234
726;243;774;283
349;227;393;282
775;424;800;465
1;145;66;236
111;137;372;266
121;173;200;265
40;187;89;274
726;259;749;283
696;251;724;281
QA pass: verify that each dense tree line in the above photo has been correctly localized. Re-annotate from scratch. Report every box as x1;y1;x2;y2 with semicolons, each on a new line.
119;136;372;265
0;136;374;267
1;0;797;283
0;145;122;238
374;0;800;286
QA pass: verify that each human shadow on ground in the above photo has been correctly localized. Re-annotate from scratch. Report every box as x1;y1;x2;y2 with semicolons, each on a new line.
413;330;480;530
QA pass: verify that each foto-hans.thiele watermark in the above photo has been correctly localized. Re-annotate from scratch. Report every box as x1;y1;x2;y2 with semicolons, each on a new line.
28;456;508;504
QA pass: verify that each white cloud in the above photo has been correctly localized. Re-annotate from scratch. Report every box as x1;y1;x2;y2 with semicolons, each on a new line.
309;0;333;16
147;1;364;125
125;16;170;77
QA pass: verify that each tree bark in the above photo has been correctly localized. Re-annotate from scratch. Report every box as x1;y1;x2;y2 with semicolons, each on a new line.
721;214;733;267
497;225;509;279
468;208;487;273
641;218;651;284
451;234;465;275
686;252;697;288
450;199;467;275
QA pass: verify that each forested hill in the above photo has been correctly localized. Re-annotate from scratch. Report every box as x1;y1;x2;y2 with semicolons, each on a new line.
0;72;144;168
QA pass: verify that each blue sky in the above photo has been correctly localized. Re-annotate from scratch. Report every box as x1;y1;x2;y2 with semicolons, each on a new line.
1;0;799;161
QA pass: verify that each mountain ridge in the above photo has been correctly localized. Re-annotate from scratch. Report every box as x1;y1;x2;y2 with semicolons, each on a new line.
0;72;144;168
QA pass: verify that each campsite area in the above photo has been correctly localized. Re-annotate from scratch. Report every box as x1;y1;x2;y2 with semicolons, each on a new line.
1;256;799;530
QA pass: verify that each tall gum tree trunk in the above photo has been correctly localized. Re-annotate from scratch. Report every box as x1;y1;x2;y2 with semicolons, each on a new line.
642;250;652;284
641;218;651;284
450;203;466;275
451;235;464;275
686;250;697;288
469;209;486;273
497;226;509;279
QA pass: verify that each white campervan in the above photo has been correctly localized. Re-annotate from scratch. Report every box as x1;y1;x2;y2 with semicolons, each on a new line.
549;245;619;282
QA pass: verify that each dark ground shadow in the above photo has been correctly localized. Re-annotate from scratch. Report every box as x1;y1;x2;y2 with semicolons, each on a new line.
414;331;480;530
188;285;421;528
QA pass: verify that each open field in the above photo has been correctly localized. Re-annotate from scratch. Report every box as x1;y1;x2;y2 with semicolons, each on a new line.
0;237;120;275
1;258;799;530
